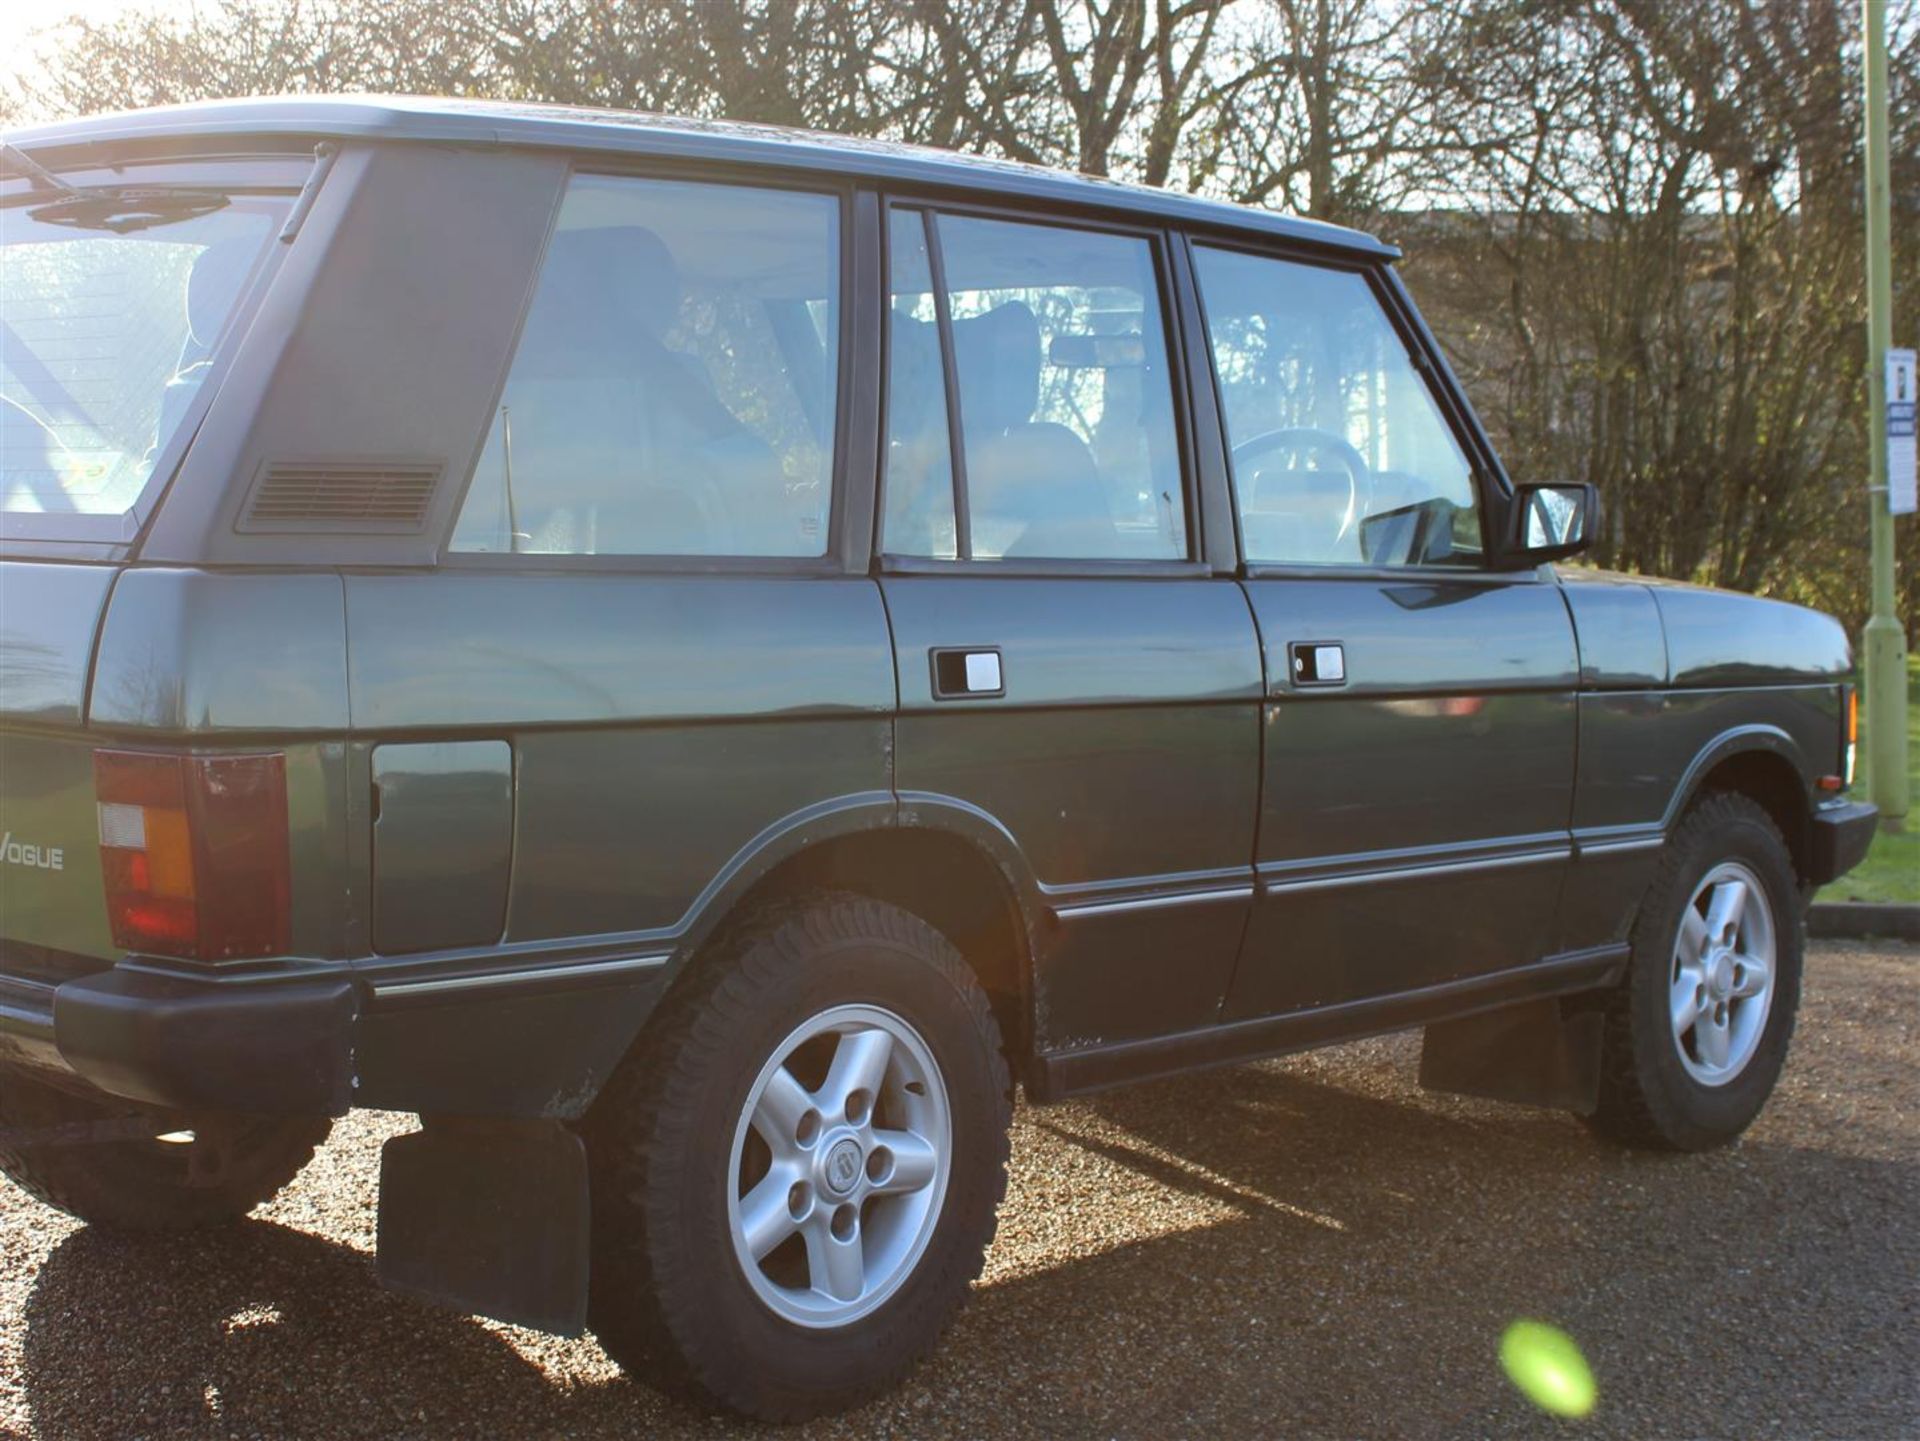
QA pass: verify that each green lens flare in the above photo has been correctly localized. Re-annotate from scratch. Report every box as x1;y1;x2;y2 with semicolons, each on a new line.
1499;1319;1597;1419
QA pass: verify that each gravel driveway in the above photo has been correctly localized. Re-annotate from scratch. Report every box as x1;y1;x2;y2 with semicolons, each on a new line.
3;940;1914;1440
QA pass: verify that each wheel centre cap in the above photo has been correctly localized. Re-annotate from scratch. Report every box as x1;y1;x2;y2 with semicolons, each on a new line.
822;1137;863;1196
1708;952;1736;999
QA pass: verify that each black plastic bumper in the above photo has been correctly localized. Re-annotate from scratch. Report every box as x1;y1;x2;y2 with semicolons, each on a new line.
0;965;356;1115
0;954;666;1120
1808;799;1879;887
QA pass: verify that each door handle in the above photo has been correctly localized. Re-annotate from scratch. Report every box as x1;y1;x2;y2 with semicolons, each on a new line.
929;647;1004;700
1288;641;1346;687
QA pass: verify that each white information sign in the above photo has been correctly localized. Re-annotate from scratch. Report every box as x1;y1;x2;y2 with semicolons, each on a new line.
1890;348;1917;516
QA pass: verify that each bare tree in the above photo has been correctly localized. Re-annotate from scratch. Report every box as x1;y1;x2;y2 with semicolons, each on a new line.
5;0;1914;629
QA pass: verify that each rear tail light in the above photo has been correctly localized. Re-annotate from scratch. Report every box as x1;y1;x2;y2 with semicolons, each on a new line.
94;750;290;961
1843;684;1859;790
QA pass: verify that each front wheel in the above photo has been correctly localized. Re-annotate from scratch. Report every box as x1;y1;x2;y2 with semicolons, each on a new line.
584;894;1012;1421
1588;791;1804;1152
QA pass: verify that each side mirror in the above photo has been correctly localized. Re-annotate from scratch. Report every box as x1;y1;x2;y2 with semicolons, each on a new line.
1498;482;1599;567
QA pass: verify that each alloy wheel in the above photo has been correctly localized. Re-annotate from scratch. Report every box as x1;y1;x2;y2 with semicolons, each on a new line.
1669;860;1776;1086
726;1004;951;1328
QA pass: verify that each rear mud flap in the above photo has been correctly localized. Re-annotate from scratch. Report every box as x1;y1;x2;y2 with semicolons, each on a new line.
376;1118;590;1336
1419;998;1603;1114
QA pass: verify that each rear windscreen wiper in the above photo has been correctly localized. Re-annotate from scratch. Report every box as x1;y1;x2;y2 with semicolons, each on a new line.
2;139;230;233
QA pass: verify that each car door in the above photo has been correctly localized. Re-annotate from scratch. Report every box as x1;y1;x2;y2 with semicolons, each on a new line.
1183;241;1580;1019
343;170;896;1110
876;203;1263;1049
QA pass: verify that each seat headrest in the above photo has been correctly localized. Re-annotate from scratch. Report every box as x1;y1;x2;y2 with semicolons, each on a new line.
888;311;944;440
515;225;683;377
951;301;1040;436
185;239;256;348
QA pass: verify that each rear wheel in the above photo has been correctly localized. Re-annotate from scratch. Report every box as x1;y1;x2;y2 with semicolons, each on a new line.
0;1070;330;1229
1588;791;1803;1152
584;893;1012;1421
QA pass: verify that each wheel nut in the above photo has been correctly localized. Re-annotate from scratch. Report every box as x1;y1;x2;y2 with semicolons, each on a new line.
865;1145;893;1184
831;1203;857;1241
787;1180;812;1220
845;1088;872;1126
795;1109;822;1147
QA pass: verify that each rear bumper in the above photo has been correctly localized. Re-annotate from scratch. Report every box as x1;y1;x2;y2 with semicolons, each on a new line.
1808;799;1879;887
0;950;665;1119
0;963;355;1114
0;975;64;1077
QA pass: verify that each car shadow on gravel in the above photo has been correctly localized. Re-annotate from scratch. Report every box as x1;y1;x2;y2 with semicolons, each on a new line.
17;1055;1917;1440
16;1218;704;1440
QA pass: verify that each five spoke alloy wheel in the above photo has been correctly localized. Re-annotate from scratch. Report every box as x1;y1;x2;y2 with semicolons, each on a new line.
1668;860;1776;1086
582;894;1010;1421
727;1004;951;1328
1589;791;1803;1152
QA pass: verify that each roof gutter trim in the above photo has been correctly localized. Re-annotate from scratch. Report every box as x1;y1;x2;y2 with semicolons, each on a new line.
5;99;1400;261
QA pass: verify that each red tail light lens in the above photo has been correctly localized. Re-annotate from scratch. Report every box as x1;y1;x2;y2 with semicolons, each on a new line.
94;750;290;961
1844;685;1859;789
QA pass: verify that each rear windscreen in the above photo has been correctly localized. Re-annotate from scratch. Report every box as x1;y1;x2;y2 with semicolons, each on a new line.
1;180;287;534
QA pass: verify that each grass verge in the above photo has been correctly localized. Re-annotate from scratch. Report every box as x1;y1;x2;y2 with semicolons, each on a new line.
1817;654;1919;905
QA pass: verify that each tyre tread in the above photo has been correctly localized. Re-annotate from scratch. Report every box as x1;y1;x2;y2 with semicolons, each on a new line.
585;890;1011;1420
0;1077;329;1230
1588;790;1803;1151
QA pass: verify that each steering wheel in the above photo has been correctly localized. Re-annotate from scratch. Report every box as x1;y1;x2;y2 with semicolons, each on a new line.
1231;427;1373;563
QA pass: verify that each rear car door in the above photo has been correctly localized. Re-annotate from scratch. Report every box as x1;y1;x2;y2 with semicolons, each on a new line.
344;168;895;1108
877;203;1263;1049
1184;242;1580;1019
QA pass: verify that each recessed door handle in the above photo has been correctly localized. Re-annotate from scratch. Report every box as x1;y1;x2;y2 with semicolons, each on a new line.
930;647;1005;700
1288;641;1346;687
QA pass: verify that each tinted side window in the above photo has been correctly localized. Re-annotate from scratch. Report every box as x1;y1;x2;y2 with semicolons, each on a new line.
1193;247;1482;568
884;210;1188;562
452;175;839;557
884;210;958;559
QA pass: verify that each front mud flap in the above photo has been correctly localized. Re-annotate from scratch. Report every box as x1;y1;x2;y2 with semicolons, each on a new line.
376;1118;590;1336
1419;998;1604;1114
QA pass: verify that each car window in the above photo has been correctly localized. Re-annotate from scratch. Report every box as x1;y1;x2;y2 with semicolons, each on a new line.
1193;247;1482;569
2;189;284;529
884;209;1187;562
883;210;958;559
451;175;839;557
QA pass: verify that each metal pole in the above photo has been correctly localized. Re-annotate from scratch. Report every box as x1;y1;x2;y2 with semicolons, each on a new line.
1863;0;1910;823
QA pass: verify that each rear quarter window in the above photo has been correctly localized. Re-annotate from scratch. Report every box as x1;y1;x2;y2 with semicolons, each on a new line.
449;174;842;559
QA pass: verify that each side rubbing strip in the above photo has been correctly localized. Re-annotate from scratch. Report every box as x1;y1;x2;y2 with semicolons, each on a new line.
370;953;669;999
1052;886;1254;920
1262;847;1570;897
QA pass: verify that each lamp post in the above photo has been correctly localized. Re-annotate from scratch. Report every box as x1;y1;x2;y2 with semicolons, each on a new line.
1863;0;1910;824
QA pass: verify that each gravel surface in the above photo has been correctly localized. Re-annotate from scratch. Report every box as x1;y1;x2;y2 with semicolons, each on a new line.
3;940;1915;1440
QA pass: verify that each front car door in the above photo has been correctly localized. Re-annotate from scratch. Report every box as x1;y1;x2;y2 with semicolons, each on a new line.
877;202;1263;1050
1183;241;1581;1019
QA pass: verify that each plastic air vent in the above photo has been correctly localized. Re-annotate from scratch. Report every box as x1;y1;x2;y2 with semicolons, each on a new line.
239;459;442;534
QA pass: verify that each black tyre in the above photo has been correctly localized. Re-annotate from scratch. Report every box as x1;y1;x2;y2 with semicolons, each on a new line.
583;893;1012;1421
0;1070;330;1229
1588;791;1804;1152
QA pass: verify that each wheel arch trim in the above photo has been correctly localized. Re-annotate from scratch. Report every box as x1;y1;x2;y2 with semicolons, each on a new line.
1660;725;1813;833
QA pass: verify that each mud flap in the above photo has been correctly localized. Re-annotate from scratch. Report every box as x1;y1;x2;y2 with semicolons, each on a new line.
376;1117;590;1336
1418;998;1604;1114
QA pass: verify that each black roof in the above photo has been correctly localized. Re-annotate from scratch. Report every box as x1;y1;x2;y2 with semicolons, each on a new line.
5;94;1397;260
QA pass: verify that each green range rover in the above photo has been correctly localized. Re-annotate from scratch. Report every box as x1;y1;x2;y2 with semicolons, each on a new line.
0;96;1877;1420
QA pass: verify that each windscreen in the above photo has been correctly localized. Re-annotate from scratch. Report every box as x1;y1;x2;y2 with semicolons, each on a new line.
1;185;287;530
